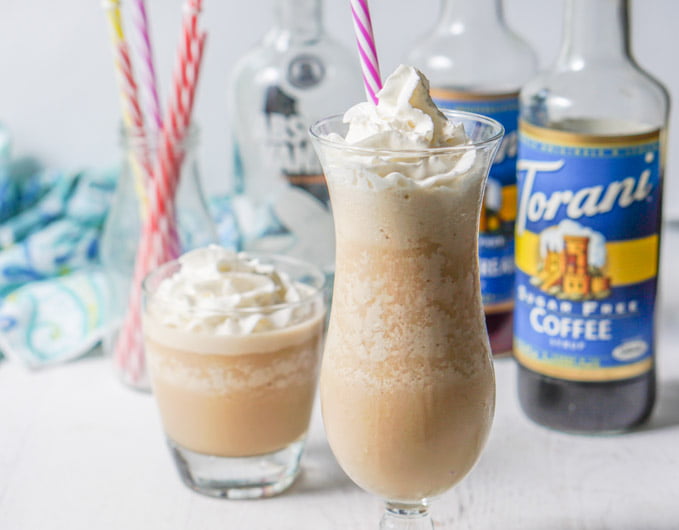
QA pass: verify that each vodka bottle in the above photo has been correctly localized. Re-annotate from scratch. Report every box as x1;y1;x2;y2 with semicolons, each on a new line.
228;0;362;275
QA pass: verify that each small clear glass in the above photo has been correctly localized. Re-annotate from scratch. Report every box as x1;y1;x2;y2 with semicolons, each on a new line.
310;110;502;529
100;127;217;390
142;252;326;498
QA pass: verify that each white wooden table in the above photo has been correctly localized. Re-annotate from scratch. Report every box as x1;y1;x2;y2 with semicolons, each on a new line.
1;224;678;530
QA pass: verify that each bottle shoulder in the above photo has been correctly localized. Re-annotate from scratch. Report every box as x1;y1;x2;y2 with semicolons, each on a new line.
228;35;364;135
235;33;356;64
520;63;670;129
230;35;359;86
407;28;538;91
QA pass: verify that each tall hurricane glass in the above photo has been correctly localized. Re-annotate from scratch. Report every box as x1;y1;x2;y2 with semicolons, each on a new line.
310;110;502;529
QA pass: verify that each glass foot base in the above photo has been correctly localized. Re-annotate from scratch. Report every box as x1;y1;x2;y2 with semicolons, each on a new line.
167;438;304;499
380;502;434;530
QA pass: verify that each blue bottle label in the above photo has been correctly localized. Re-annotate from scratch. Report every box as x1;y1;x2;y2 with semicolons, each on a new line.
515;121;661;382
432;89;519;312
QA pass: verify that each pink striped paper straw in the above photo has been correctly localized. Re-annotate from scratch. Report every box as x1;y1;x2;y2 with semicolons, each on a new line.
132;0;163;132
349;0;382;104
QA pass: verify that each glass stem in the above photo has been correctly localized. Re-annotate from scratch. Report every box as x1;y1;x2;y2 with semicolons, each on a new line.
380;502;434;530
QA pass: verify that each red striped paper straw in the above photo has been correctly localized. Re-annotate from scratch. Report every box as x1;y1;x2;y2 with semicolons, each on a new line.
112;228;163;387
149;3;205;261
132;0;163;132
349;0;382;104
112;2;207;387
166;0;202;147
116;42;145;141
117;41;154;210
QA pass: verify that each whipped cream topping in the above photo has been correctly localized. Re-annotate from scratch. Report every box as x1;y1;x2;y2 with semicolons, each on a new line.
324;65;476;187
344;64;467;150
148;246;318;335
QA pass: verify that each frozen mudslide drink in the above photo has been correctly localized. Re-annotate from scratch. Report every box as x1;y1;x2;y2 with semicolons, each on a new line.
142;246;325;498
310;65;503;528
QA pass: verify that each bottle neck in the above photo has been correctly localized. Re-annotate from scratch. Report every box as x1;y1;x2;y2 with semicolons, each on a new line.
439;0;505;32
558;0;631;68
271;0;323;44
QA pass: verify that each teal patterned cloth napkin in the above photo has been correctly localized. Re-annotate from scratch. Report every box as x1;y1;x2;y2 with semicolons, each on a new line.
0;270;110;367
0;162;241;367
0;116;240;369
0;167;118;367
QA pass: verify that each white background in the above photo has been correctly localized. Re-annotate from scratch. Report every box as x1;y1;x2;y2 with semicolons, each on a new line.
0;0;676;216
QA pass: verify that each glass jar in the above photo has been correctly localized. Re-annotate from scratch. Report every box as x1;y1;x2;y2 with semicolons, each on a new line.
100;126;217;390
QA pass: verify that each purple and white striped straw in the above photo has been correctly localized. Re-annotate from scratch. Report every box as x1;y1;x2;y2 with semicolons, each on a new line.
132;0;163;132
349;0;382;105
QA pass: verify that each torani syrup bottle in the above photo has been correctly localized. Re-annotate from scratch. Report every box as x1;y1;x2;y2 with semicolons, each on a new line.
515;0;670;433
407;0;537;356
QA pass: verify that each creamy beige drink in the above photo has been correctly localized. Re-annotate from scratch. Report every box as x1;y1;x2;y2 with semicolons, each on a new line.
144;316;324;457
142;246;325;497
311;65;500;504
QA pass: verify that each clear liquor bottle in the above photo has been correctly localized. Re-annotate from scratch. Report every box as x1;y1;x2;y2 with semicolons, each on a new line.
406;0;538;356
228;0;362;275
515;0;670;432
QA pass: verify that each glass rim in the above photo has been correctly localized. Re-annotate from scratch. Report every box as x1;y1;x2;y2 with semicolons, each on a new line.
141;251;327;317
308;109;504;156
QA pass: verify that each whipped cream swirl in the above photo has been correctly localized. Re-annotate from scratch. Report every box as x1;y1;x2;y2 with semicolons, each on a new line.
325;64;476;187
149;246;317;335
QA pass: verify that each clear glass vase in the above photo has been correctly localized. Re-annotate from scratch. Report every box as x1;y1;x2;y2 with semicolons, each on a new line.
100;127;217;390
